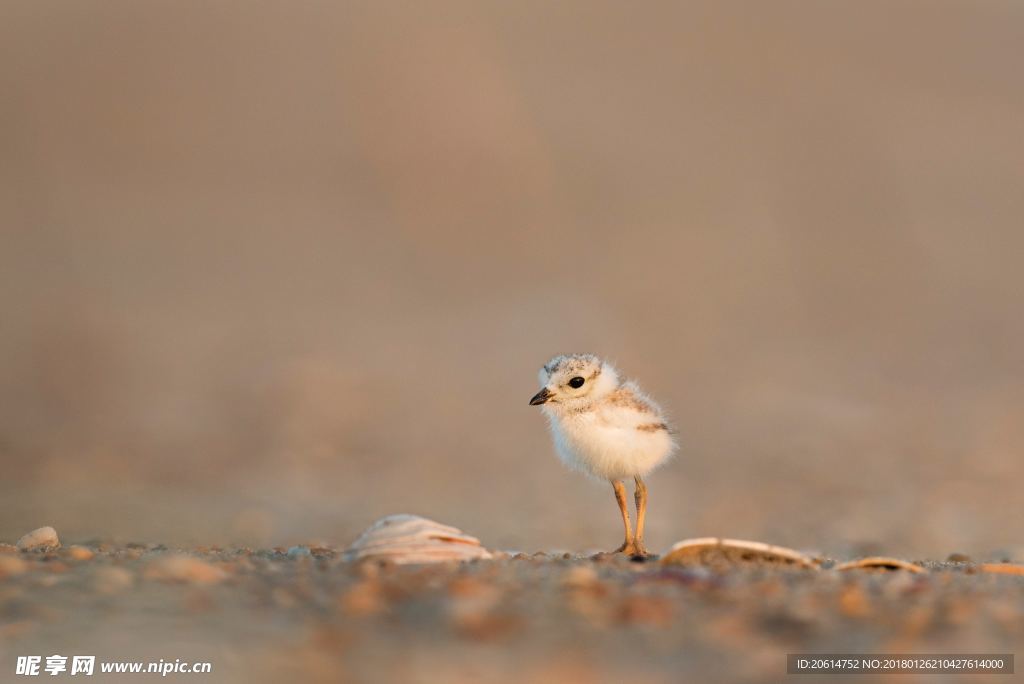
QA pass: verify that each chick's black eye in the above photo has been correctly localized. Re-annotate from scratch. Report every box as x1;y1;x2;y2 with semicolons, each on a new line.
568;376;585;389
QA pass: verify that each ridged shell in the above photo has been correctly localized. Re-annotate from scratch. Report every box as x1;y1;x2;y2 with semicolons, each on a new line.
343;514;492;564
661;537;819;570
835;557;925;573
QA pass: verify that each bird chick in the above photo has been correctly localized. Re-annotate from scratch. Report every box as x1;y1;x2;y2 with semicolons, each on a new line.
529;354;676;556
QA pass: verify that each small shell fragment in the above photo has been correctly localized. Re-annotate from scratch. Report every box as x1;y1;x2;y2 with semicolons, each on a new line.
343;514;493;564
835;557;925;573
660;538;818;570
977;563;1024;576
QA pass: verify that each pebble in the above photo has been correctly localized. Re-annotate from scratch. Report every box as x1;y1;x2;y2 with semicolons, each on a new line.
93;566;135;594
287;546;312;559
561;565;600;589
144;555;227;585
32;574;63;588
339;580;384;616
0;555;28;578
66;546;95;561
617;595;674;627
446;579;512;639
838;584;872;617
17;526;60;551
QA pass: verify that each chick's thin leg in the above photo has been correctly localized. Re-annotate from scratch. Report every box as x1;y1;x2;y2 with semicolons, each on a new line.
633;476;649;556
612;479;635;553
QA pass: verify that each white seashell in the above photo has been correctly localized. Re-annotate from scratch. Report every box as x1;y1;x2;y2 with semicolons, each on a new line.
660;537;819;570
343;514;493;564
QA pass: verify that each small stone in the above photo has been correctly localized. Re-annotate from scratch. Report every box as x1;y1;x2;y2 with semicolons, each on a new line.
838;584;872;617
32;574;62;588
66;546;95;561
184;589;216;613
271;586;297;609
447;576;494;597
287;546;312;559
561;565;599;589
339;580;384;616
144;555;226;585
947;552;972;563
446;581;514;640
617;595;673;627
17;527;60;551
0;555;28;578
93;566;135;594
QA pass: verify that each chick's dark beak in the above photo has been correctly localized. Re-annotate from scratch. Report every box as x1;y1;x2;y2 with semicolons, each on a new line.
529;387;553;406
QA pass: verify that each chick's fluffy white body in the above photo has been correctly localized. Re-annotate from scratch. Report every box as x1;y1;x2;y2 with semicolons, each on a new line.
534;355;676;481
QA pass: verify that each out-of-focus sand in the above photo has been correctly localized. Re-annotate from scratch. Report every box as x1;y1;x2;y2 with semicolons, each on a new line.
2;0;1023;584
1;542;1022;684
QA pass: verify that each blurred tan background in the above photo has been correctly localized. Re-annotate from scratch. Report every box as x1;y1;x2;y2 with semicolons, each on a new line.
2;0;1022;559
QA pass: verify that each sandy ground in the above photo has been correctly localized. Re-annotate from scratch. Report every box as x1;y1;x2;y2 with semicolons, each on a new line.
2;537;1022;684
